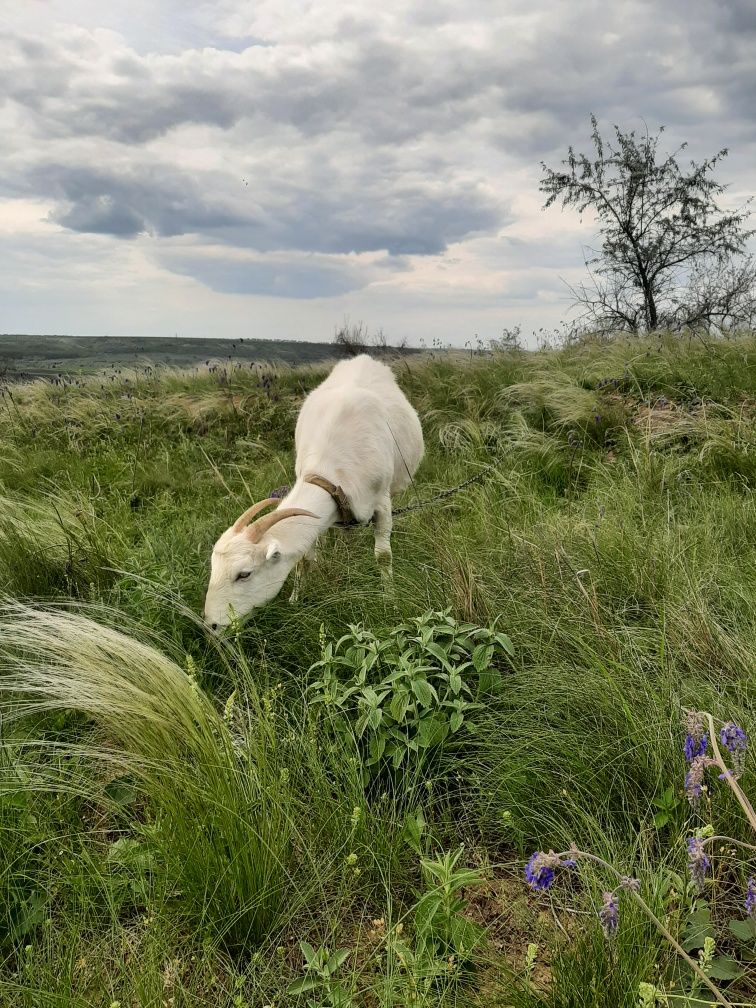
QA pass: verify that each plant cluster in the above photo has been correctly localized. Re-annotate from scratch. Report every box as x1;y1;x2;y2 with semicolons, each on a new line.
308;610;513;778
521;710;755;1006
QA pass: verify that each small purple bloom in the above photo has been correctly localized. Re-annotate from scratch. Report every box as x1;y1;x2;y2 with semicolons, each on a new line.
687;836;710;892
745;877;756;917
525;853;554;890
599;891;619;938
684;732;708;762
720;722;747;753
525;851;575;891
720;722;748;777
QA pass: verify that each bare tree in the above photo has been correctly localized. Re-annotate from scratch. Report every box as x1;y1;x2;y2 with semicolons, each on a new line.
541;116;755;334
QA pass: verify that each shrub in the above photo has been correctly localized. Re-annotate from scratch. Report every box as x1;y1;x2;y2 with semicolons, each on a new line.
308;610;513;783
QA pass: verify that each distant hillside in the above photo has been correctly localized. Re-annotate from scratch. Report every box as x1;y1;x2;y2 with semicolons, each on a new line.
0;334;414;379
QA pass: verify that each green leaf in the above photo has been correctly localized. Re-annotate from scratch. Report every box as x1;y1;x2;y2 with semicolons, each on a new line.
413;892;444;937
287;976;320;995
103;781;138;806
423;642;454;671
411;677;438;707
448;914;483;956
681;904;714;952
478;667;503;695
327;948;351;973
729;916;756;943
106;837;155;874
367;706;383;730
389;691;411;722
472;643;494;674
360;686;380;707
402;808;426;852
416;716;449;749
652;786;677;812
494;632;515;655
10;891;47;941
708;955;743;981
298;940;317;965
368;733;386;763
653;811;670;828
450;711;464;732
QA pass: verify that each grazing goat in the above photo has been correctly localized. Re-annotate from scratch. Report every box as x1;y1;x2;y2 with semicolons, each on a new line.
203;355;424;628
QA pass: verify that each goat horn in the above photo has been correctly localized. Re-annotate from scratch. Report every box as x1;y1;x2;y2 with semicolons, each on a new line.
232;498;279;533
247;508;318;542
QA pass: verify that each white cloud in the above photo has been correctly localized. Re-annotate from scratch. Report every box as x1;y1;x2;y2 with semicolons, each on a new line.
0;0;754;345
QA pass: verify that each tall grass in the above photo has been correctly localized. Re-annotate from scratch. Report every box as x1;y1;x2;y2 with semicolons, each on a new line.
0;605;292;947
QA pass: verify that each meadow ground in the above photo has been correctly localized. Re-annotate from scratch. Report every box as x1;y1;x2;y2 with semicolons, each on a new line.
1;337;755;1007
0;334;364;381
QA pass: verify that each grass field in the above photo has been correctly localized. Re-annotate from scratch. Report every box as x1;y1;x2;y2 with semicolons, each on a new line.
0;334;375;380
1;336;755;1006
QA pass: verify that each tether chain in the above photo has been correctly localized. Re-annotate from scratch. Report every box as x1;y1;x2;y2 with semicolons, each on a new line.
386;468;491;520
268;467;492;527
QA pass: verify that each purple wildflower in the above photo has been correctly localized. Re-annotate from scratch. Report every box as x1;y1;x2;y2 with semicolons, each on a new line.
684;732;708;762
525;851;575;891
719;722;748;777
599;891;619;938
525;853;553;890
745;877;756;917
683;711;707;763
687;836;710;892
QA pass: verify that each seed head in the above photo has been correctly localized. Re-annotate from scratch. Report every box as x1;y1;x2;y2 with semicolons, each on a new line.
619;876;641;893
684;755;715;804
599;891;619;938
687;836;710;892
745;877;756;917
684;710;706;741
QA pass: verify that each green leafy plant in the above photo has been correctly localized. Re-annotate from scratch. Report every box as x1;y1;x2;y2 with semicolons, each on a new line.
379;846;484;1005
651;785;683;830
308;610;513;779
413;846;484;961
287;942;355;1008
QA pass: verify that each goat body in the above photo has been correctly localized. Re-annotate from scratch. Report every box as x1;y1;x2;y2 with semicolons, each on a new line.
203;355;424;627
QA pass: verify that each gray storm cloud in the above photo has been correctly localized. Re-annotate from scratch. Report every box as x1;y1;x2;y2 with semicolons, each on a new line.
0;0;753;310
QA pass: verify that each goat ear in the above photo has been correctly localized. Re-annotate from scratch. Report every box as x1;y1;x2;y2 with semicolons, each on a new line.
266;540;281;562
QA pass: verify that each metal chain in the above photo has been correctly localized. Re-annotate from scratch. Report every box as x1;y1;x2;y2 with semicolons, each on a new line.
268;467;492;527
388;468;491;518
336;467;492;526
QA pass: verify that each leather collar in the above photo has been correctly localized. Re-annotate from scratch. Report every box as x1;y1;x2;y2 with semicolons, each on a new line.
304;473;354;524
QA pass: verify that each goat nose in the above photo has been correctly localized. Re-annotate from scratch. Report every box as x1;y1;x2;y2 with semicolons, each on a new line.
211;622;218;631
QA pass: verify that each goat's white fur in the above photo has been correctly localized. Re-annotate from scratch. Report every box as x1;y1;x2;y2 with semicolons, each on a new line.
203;355;424;627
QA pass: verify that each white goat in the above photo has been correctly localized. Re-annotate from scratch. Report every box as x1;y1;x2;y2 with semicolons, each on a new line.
203;354;424;628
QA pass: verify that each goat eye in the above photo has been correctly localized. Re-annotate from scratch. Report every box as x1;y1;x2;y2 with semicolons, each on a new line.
235;571;252;581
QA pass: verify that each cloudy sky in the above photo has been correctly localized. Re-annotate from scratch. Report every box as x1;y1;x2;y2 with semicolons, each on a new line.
1;1;754;346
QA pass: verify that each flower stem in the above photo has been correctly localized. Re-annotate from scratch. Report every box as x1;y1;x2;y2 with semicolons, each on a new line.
703;712;756;835
699;835;756;855
564;848;732;1008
